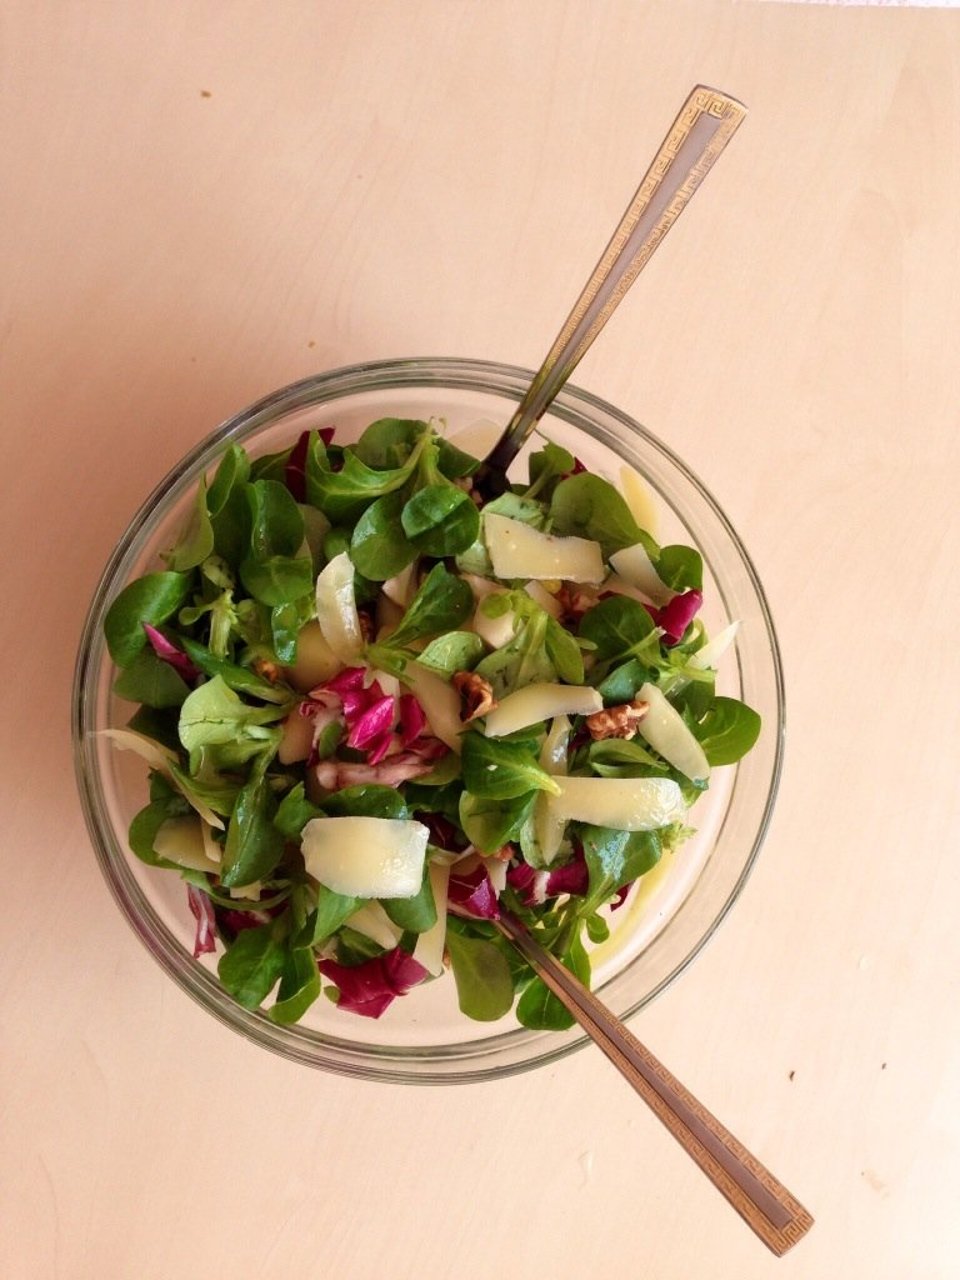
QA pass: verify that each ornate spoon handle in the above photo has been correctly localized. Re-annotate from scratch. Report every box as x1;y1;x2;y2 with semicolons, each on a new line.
496;909;814;1257
482;85;746;483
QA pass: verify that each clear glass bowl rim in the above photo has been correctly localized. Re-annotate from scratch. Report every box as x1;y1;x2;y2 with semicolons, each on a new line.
72;356;785;1084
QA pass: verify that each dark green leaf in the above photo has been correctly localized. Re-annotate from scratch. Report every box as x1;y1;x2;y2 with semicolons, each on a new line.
352;418;427;469
350;491;418;580
274;783;323;839
306;432;426;524
446;929;515;1022
579;823;663;909
458;790;537;854
544;615;585;684
244;479;305;559
270;596;313;664
295;885;359;947
415;630;486;677
516;928;590;1030
104;572;193;667
320;785;409;820
386;564;474;649
239;554;314;607
656;544;703;592
690;696;762;765
579;596;659;665
597;657;658;704
525;440;575;499
401;483;480;556
587;738;667;777
179;638;290;703
461;733;561;801
550;473;657;558
267;947;321;1024
217;921;286;1008
382;867;437;932
113;648;190;708
128;799;184;866
220;773;286;887
164;477;214;572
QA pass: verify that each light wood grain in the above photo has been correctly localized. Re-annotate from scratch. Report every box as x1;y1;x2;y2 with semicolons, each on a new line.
2;3;960;1278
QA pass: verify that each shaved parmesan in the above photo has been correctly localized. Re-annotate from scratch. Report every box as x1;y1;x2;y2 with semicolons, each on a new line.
547;775;686;830
301;816;429;898
484;514;604;584
609;543;673;605
620;465;659;538
483;683;602;737
314;552;363;663
636;682;710;782
688;621;740;671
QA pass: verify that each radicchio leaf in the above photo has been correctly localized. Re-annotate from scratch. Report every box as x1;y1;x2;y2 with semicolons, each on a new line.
644;589;703;646
143;623;199;683
187;885;217;958
317;947;429;1019
398;694;427;747
448;862;500;920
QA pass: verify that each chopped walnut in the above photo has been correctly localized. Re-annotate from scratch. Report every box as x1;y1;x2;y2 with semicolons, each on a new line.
452;670;497;723
555;582;599;625
252;657;282;683
356;609;375;644
585;697;649;741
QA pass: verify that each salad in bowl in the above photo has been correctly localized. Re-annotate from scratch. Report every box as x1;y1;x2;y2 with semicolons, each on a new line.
74;359;782;1080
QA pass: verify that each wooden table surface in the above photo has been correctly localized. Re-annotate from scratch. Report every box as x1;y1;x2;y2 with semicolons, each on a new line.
3;3;959;1277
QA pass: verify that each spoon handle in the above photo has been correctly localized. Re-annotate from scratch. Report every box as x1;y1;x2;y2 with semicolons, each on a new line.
496;909;814;1257
484;85;746;479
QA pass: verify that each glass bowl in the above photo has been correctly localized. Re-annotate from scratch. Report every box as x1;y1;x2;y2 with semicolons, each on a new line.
73;357;784;1083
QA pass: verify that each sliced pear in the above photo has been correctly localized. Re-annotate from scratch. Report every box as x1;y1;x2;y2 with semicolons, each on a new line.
484;514;604;584
636;682;710;782
483;683;602;737
153;815;220;873
278;707;315;764
301;816;429;898
345;901;403;950
314;552;363;663
405;662;465;752
287;620;342;691
548;775;686;830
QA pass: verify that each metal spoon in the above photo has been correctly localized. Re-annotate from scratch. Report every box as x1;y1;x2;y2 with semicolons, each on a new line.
496;909;814;1256
477;85;746;495
481;87;813;1252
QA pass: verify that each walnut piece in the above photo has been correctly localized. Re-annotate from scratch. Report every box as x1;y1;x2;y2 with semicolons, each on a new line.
555;582;599;625
585;697;649;741
452;670;497;723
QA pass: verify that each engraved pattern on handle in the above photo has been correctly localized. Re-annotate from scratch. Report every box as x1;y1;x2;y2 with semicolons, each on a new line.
485;86;746;479
496;909;814;1257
